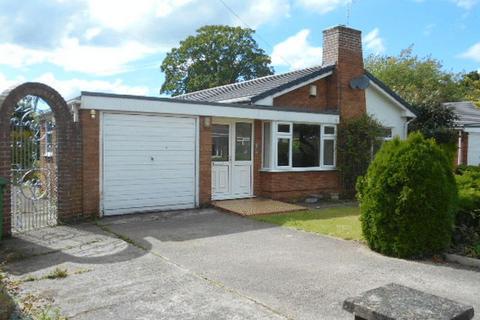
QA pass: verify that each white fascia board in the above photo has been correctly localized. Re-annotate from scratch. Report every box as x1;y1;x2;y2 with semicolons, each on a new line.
369;82;416;118
254;71;333;106
465;127;480;133
81;95;339;124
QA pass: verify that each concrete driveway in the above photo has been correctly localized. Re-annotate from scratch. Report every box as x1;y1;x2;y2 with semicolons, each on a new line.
2;208;479;319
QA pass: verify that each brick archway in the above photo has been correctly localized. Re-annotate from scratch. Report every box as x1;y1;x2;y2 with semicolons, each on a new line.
0;82;83;237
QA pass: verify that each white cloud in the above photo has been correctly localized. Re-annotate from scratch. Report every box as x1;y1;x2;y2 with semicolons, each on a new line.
296;0;350;14
0;0;290;76
423;23;435;36
0;39;157;76
35;73;150;99
452;0;478;9
0;72;150;100
460;42;480;62
363;28;386;54
271;29;323;70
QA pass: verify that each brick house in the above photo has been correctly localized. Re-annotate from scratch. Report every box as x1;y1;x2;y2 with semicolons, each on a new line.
444;101;480;166
70;25;416;217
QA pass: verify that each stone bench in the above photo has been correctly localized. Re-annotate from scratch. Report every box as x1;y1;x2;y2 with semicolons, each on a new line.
343;283;474;320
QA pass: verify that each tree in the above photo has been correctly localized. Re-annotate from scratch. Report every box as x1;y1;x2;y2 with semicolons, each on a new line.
366;47;463;108
459;71;480;107
365;47;463;143
160;25;274;96
337;114;384;197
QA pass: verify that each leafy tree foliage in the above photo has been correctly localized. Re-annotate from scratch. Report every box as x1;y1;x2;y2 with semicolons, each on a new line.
365;47;464;143
459;71;480;107
160;25;274;96
337;114;384;198
357;133;458;258
366;47;464;108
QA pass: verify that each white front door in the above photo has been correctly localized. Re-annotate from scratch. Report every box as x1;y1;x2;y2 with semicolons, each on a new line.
212;120;253;200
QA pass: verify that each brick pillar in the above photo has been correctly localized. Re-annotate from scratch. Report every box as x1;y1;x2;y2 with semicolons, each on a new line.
81;110;100;217
199;117;212;206
322;25;366;120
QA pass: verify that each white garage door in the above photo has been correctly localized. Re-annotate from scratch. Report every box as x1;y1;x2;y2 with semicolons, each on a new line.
468;132;480;166
102;113;197;216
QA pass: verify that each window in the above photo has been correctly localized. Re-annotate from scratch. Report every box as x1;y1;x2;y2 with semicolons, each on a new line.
262;121;337;170
321;124;336;168
277;123;291;133
235;123;252;161
371;127;393;159
212;124;229;161
277;138;290;166
292;124;320;167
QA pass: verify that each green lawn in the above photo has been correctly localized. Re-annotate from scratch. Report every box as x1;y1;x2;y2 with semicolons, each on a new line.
253;206;363;241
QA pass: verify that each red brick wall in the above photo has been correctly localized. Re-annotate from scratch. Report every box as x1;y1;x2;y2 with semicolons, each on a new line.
253;120;263;196
259;171;340;200
323;26;366;120
81;110;100;217
199;117;212;206
273;78;334;112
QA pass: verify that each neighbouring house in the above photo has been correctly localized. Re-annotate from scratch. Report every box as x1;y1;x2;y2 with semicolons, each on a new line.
444;101;480;166
68;25;416;217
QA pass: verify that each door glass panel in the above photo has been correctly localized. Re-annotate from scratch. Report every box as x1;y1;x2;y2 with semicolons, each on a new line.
212;124;229;161
235;122;252;161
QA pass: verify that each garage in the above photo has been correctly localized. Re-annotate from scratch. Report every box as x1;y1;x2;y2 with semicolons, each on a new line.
468;132;480;166
102;113;197;216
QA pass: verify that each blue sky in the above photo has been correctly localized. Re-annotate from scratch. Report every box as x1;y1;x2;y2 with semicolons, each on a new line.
0;0;479;99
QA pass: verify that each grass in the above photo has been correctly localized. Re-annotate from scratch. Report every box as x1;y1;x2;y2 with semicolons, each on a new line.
253;206;363;241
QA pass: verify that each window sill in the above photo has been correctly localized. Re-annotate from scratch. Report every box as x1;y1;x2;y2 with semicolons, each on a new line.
260;167;337;173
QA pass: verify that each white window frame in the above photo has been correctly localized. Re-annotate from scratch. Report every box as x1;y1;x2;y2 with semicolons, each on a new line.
321;124;336;169
262;121;337;172
275;122;293;168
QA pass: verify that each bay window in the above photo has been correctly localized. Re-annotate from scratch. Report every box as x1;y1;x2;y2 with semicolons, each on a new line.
262;121;336;170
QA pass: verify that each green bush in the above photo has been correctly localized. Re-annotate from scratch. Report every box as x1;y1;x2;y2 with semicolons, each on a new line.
356;132;458;258
337;114;384;198
452;166;480;255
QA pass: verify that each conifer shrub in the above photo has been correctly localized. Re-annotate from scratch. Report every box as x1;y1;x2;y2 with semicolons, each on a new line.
356;132;457;258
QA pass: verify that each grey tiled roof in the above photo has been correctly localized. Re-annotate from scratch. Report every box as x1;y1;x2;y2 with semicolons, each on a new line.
443;101;480;128
175;65;335;103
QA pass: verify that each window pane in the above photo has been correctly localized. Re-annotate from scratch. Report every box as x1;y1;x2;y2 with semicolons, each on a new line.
263;122;271;168
324;126;335;135
379;127;392;139
235;123;252;161
212;124;229;161
323;139;335;166
292;124;320;167
277;123;290;133
277;138;290;166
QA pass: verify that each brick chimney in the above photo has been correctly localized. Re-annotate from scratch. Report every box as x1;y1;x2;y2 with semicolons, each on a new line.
323;25;366;119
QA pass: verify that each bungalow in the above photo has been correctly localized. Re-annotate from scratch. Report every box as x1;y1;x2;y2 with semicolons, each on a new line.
444;101;480;166
71;25;416;217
